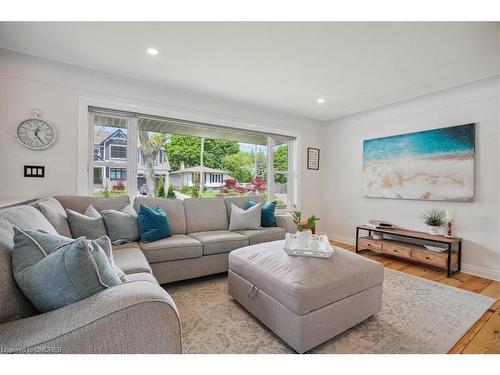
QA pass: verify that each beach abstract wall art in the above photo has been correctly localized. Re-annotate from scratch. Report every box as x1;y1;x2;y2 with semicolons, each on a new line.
363;124;475;201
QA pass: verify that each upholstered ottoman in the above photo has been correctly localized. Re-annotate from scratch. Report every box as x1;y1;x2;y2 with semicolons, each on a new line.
228;240;384;353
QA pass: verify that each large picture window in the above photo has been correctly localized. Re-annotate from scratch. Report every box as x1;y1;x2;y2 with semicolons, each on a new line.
88;108;297;208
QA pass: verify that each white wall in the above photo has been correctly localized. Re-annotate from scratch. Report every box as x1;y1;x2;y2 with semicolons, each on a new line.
321;76;500;280
0;49;323;219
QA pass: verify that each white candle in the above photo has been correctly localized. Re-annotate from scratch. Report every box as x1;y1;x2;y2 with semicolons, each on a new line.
446;210;455;222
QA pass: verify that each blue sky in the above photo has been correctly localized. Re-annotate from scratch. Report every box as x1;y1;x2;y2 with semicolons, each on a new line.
239;142;267;154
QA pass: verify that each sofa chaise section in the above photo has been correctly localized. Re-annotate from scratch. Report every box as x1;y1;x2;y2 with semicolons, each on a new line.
0;281;181;353
0;201;182;354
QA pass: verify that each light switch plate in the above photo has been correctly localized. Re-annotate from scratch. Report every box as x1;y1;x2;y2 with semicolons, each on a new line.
24;165;45;178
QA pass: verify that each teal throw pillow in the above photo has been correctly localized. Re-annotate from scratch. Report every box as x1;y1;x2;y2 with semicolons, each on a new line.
12;228;122;312
248;200;276;227
138;204;171;243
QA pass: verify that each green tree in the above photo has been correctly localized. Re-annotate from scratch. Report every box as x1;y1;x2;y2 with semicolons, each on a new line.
273;145;288;171
204;139;240;169
254;151;267;178
156;175;166;198
191;173;201;198
273;145;288;184
223;152;254;183
166;184;176;198
165;135;201;171
166;135;239;171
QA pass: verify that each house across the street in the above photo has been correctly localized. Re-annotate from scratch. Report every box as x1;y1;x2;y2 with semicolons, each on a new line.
169;165;232;190
93;128;171;193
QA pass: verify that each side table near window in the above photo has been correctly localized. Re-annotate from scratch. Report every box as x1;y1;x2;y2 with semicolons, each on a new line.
355;225;462;278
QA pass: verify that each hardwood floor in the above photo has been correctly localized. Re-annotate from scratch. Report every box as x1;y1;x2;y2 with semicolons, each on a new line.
331;240;500;354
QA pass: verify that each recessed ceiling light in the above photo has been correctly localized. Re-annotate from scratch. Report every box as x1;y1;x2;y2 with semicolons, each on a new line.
317;98;326;104
146;48;159;56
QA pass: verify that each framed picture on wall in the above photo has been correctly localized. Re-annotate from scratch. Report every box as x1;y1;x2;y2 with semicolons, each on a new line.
362;123;475;201
307;147;320;170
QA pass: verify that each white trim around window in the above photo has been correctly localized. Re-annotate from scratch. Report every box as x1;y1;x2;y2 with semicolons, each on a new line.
77;96;302;209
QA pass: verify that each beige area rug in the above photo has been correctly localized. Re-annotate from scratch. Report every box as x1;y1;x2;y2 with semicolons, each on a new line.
164;269;495;354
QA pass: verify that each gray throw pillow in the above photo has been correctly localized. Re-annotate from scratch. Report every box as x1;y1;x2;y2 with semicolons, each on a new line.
34;198;72;238
12;228;122;313
0;205;57;234
101;205;140;245
228;203;262;231
66;206;107;240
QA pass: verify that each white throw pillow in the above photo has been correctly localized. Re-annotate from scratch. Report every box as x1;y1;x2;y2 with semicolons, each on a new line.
228;203;262;231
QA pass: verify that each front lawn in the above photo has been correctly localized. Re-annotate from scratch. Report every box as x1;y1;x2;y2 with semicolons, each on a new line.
92;191;128;198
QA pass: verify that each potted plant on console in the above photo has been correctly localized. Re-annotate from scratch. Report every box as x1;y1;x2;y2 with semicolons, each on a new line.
421;208;446;235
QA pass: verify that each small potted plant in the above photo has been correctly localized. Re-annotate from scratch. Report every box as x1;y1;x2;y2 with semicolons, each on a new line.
421;208;446;235
292;212;320;234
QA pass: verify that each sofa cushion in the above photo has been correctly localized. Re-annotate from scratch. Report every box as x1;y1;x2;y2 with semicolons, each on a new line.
0;218;36;324
0;205;57;234
32;198;72;237
54;195;130;214
140;234;202;263
184;198;228;233
102;205;140;245
13;234;122;313
112;241;141;251
224;195;263;218
125;272;158;284
112;247;152;275
228;203;262;231
189;230;249;255
235;227;286;245
66;207;107;240
134;197;186;235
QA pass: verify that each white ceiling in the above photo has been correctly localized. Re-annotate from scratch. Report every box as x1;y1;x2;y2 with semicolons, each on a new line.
0;22;498;121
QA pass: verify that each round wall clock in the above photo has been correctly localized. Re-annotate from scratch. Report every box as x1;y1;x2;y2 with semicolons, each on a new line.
16;109;56;150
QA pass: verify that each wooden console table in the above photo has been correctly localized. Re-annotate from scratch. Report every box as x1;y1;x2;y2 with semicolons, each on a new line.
355;225;462;277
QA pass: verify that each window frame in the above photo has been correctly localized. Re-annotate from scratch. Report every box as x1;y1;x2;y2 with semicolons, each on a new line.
80;98;301;209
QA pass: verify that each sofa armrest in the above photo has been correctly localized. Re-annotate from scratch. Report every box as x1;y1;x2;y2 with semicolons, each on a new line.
275;214;297;234
0;281;182;354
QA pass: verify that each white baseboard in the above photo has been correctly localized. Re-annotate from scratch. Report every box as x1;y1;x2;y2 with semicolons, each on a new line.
317;232;355;245
461;263;500;282
318;232;500;281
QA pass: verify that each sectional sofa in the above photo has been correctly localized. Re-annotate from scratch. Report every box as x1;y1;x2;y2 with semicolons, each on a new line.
0;195;295;354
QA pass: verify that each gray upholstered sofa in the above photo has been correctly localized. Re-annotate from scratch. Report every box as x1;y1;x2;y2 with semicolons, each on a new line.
0;195;294;354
